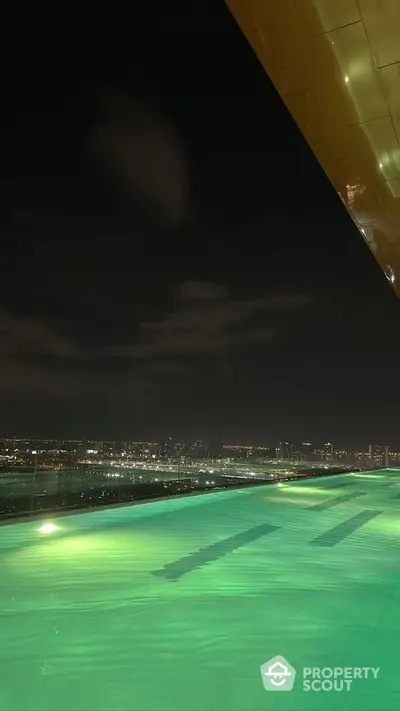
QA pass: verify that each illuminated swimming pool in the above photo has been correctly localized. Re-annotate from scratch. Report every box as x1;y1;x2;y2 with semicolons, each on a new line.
0;470;398;710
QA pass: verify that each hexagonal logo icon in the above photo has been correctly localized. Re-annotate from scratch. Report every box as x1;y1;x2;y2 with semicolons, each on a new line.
261;655;296;691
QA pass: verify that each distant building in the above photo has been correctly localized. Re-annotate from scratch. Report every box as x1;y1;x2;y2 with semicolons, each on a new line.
299;442;313;461
368;444;390;469
264;446;277;459
276;442;294;460
160;438;175;459
207;437;223;459
384;445;390;468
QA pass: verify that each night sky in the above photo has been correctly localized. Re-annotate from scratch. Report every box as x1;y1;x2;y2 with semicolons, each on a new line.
2;1;400;445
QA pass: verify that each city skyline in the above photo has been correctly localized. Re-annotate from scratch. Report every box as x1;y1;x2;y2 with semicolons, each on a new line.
0;434;396;453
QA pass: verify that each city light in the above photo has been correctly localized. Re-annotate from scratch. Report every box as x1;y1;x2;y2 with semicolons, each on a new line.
0;436;396;517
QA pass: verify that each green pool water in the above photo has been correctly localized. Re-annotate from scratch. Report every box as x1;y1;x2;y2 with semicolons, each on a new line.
0;470;399;711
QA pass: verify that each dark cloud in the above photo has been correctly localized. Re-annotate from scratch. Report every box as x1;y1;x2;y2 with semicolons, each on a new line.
178;280;228;300
89;92;188;225
0;309;142;399
0;309;79;360
107;282;310;359
0;281;310;404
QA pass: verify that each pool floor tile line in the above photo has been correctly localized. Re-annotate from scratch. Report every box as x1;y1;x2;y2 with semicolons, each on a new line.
308;491;365;511
309;509;382;547
153;522;279;581
324;481;354;490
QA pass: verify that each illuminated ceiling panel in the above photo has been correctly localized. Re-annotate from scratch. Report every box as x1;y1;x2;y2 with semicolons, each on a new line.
360;0;400;68
226;0;400;295
314;0;361;31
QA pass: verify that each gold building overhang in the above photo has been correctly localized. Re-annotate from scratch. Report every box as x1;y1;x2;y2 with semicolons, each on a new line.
226;0;400;295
